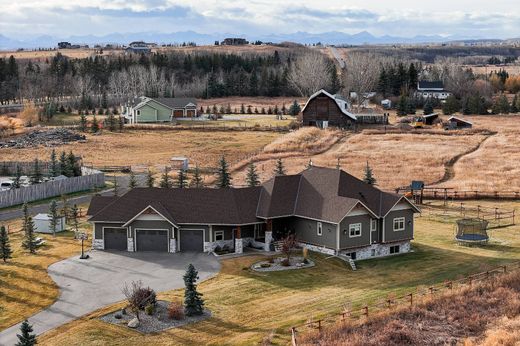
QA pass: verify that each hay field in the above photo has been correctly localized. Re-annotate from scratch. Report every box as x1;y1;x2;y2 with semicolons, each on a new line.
0;130;282;169
232;129;487;190
433;115;520;192
197;96;307;111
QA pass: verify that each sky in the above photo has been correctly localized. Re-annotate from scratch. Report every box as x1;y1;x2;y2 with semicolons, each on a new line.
1;0;519;40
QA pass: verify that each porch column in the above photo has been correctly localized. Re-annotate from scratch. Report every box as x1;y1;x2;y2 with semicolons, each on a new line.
169;227;177;253
264;220;273;252
235;226;243;254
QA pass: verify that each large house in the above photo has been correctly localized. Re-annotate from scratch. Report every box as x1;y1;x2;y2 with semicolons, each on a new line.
87;167;420;260
122;96;198;124
416;81;452;100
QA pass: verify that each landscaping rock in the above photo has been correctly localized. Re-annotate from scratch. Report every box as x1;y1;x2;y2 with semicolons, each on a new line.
0;128;86;149
127;318;140;328
251;256;315;272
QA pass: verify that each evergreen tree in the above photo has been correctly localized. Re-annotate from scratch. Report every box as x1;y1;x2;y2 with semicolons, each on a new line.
511;95;519;113
30;159;42;185
146;169;155;188
0;225;12;262
191;165;204;188
363;162;377;185
442;96;461;115
67;151;78;177
12;165;22;189
21;204;38;254
245;163;260;187
15;320;37;346
183;264;205;316
59;151;68;176
159;167;172;188
397;95;408;116
1;162;9;176
79;113;87;132
128;171;137;189
240;103;246;114
48;200;59;237
176;168;188;188
70;204;80;233
50;149;59;177
91;116;99;133
492;94;510;114
216;156;231;188
274;158;285;176
423;98;434;115
107;113;116;132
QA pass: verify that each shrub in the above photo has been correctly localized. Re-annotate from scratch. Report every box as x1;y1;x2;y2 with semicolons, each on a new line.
281;258;290;266
122;281;157;320
168;301;184;320
145;303;154;315
114;313;122;319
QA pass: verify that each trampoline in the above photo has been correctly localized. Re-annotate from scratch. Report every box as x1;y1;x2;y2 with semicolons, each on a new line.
455;218;489;245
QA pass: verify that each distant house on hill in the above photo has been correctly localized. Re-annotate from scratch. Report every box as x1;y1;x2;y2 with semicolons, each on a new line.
221;38;248;45
416;81;452;100
57;42;72;49
125;46;151;54
122;96;198;124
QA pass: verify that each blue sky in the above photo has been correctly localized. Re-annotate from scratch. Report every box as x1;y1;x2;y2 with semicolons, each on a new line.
1;0;519;39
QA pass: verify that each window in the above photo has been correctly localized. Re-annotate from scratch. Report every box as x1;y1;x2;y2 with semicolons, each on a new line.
370;219;377;231
254;224;265;239
214;230;224;241
349;223;362;237
390;245;400;254
345;252;357;260
393;217;405;232
136;110;141;116
317;222;322;236
371;249;376;257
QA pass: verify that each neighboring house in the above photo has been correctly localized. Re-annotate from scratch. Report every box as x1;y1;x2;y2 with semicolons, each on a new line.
446;116;473;130
221;38;248;45
87;166;420;260
125;46;151;54
300;89;357;128
416;81;452;100
122;96;198;124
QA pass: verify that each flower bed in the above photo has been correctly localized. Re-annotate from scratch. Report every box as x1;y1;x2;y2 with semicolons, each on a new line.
100;300;211;333
251;256;315;272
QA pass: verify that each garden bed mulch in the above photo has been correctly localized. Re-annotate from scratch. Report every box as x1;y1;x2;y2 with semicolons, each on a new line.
100;300;211;333
251;256;315;272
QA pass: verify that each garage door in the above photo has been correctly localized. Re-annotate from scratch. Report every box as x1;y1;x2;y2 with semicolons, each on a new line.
136;230;168;252
104;228;127;250
180;230;204;252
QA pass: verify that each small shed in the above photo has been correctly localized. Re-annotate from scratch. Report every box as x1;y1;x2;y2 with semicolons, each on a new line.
423;113;439;125
171;157;189;171
381;99;392;109
446;116;472;130
34;213;66;234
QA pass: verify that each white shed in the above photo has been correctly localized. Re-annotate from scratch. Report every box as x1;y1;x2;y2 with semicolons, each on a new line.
33;213;67;234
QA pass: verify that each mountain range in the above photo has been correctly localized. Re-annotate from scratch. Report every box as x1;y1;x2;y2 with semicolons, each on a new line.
0;31;515;50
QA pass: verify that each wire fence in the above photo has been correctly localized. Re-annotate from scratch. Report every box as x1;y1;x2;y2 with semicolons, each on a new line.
290;262;518;346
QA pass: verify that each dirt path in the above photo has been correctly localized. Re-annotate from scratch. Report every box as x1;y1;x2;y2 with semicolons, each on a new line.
432;132;497;185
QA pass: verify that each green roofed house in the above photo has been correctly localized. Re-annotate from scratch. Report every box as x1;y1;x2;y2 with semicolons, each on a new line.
122;96;198;124
87;166;420;261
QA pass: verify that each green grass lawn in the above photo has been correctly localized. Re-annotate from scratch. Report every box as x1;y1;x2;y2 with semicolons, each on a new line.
28;201;520;345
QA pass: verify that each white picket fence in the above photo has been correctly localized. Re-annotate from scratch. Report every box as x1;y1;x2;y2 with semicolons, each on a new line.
0;172;105;208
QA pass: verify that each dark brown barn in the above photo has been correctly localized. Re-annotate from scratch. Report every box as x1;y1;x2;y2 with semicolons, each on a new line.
300;90;356;128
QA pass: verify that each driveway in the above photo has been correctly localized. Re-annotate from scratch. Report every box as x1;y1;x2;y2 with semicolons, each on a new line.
0;251;220;346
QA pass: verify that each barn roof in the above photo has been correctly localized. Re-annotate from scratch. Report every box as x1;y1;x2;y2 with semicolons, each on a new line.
301;89;357;121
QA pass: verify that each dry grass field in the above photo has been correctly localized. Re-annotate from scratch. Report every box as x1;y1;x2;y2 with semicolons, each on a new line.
466;64;520;76
0;213;91;331
197;96;307;111
0;129;282;170
34;200;520;345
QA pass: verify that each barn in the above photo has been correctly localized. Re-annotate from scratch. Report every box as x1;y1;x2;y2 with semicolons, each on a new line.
300;89;357;128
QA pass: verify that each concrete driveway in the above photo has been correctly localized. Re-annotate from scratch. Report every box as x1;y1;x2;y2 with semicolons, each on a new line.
0;251;220;346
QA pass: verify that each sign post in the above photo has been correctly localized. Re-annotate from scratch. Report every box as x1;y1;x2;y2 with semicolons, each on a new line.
78;232;89;259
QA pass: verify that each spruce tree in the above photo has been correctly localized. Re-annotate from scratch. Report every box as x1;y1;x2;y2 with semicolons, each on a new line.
15;320;37;346
216;156;231;188
246;163;260;187
50;149;59;177
1;162;9;176
363;162;377;185
48;200;59;237
12;165;22;189
511;95;519;113
274;158;285;176
423;98;434;115
183;264;205;316
79;113;87;132
159;167;172;188
128;171;137;189
91;116;99;133
59;151;69;176
0;225;13;262
146;169;155;188
30;159;42;184
70;204;80;233
191;165;204;188
176;168;187;188
21;204;38;254
397;95;408;116
67;151;78;177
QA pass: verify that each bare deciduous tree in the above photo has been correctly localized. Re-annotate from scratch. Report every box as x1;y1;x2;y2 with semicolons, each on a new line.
342;52;382;108
288;51;331;97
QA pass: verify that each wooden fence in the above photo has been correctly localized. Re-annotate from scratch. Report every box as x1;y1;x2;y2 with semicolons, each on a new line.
0;173;105;209
396;187;520;201
290;262;516;346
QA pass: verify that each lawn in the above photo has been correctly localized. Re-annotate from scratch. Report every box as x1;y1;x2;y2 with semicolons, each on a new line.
35;200;520;345
0;216;91;331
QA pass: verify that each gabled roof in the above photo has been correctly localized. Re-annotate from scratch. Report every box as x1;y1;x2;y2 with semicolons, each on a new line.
130;97;197;110
301;89;357;121
87;195;118;216
448;116;473;125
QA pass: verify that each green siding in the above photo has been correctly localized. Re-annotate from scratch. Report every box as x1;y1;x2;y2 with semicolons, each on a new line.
136;100;172;123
